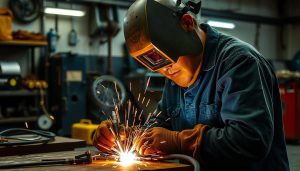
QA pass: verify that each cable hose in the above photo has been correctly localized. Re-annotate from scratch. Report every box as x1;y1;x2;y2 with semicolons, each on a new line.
0;128;55;146
159;154;200;171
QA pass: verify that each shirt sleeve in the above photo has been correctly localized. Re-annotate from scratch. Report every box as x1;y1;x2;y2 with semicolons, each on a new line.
201;56;275;164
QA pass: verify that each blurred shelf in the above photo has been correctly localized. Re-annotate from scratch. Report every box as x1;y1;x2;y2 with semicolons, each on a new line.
0;116;38;124
0;89;45;97
0;40;47;47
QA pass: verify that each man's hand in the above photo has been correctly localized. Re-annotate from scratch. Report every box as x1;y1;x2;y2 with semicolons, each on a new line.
93;120;116;152
134;124;208;157
93;120;133;152
134;127;180;155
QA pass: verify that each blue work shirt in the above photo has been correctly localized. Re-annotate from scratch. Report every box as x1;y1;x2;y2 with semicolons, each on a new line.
150;24;289;171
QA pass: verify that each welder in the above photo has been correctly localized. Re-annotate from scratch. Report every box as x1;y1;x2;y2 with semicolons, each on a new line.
93;0;290;170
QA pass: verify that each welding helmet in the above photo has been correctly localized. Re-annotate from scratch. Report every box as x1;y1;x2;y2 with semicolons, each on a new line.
123;0;203;71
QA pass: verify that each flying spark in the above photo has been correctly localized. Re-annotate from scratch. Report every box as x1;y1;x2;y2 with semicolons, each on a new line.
95;80;161;167
144;77;151;94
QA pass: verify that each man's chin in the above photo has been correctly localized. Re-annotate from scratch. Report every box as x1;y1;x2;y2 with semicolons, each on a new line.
171;77;196;87
171;79;189;87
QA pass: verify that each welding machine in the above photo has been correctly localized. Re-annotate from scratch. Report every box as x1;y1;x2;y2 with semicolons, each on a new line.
72;119;98;145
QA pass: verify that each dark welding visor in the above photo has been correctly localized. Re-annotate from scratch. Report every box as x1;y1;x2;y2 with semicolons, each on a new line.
124;0;203;71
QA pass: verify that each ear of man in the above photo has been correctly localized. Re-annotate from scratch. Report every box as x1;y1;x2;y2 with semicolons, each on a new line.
181;14;195;32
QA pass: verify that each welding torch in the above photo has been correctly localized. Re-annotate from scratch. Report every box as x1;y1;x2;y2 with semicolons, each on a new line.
0;151;92;169
111;111;120;140
110;111;124;153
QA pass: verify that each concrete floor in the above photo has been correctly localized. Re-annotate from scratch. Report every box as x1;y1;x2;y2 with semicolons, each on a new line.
287;144;300;171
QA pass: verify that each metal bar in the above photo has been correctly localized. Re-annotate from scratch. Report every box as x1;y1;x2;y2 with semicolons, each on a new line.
201;8;283;26
286;16;300;24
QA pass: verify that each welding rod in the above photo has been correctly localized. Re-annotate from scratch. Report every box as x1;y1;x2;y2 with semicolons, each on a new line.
111;111;119;138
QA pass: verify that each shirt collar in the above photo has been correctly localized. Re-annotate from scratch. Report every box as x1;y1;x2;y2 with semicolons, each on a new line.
184;76;201;92
200;24;220;71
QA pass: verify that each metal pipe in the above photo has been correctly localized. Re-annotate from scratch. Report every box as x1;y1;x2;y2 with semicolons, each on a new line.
47;0;133;8
201;8;283;26
138;154;200;171
159;154;200;171
46;0;300;25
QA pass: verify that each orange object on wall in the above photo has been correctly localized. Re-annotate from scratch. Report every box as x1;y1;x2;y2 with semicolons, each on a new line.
0;8;13;40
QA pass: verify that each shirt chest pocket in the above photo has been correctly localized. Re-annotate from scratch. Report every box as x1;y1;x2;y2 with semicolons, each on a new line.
199;103;222;126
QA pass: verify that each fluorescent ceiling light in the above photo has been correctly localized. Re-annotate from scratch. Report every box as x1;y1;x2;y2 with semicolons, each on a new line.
44;7;85;17
207;20;235;29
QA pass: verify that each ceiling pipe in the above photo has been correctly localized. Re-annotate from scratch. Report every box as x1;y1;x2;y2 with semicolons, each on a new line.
201;8;283;26
48;0;300;25
286;16;300;24
61;0;133;8
201;8;300;25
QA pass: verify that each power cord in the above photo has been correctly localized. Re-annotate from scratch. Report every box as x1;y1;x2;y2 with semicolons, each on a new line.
160;154;200;171
0;128;55;146
139;154;200;171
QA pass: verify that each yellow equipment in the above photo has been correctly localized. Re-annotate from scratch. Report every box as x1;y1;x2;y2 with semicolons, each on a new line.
71;119;99;145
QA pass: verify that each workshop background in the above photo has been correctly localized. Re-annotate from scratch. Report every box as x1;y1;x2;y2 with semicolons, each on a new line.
0;0;300;170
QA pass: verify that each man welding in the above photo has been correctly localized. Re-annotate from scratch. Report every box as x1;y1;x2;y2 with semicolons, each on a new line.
93;0;290;170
